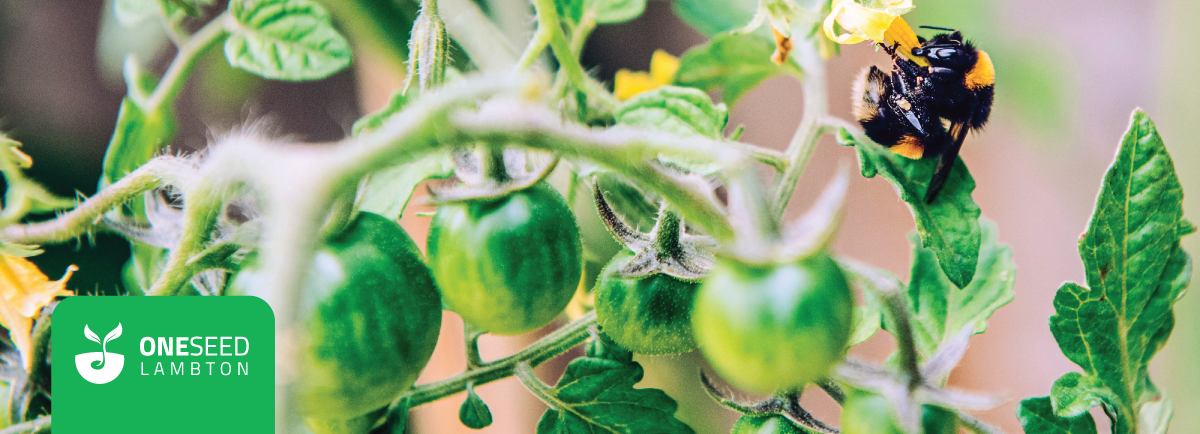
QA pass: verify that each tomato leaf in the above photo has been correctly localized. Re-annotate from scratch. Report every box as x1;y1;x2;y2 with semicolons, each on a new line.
593;0;646;23
225;0;352;81
671;0;756;36
835;128;981;289
357;152;454;221
902;218;1014;367
615;86;728;139
1017;398;1098;434
523;357;695;434
459;383;493;429
675;33;802;106
1033;110;1192;433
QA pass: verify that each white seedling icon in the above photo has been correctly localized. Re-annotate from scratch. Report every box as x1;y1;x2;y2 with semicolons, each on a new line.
76;323;124;384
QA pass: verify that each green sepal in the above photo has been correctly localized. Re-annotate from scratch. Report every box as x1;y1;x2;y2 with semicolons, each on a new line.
675;33;802;106
835;128;981;289
225;0;352;81
101;98;177;188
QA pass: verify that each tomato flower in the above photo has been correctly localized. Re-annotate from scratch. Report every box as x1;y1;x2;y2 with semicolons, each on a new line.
0;256;74;371
614;50;680;101
823;0;926;65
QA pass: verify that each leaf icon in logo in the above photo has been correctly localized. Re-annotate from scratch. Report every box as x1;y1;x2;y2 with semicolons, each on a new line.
84;324;100;344
103;323;122;348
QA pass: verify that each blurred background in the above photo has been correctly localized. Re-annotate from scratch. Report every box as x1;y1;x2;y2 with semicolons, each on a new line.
1;0;1197;433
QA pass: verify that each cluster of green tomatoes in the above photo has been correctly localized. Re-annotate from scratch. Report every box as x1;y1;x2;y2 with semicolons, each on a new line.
228;176;856;432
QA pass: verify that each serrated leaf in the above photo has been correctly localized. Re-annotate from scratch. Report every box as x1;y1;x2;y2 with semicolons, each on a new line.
1046;110;1190;433
675;33;802;106
1018;397;1098;434
671;0;757;36
836;128;981;289
357;153;454;221
527;357;694;434
1050;372;1118;419
902;218;1014;364
225;0;352;81
593;0;646;24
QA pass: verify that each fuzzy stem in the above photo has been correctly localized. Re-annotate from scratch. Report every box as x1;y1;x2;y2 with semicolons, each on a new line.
147;13;229;110
772;39;829;216
0;157;198;245
400;312;596;407
653;206;684;257
147;180;224;296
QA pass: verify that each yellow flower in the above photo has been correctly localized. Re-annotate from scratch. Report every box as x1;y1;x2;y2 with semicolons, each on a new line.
823;0;927;65
0;256;74;371
614;50;680;101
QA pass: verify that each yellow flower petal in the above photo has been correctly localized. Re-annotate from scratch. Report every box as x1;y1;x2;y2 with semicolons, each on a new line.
823;0;915;46
615;70;655;101
884;17;929;66
0;256;74;371
648;50;680;85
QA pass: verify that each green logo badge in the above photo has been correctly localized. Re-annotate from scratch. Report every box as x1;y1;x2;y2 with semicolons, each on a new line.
53;296;274;433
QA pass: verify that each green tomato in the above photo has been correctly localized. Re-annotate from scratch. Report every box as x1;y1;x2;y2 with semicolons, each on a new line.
427;182;582;335
594;250;698;354
731;415;807;434
692;253;852;393
228;212;442;421
841;392;957;434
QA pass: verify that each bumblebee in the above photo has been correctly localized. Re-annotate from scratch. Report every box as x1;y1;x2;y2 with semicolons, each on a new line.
852;27;995;203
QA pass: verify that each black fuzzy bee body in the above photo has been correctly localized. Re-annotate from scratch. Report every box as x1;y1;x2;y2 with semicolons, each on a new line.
852;28;995;203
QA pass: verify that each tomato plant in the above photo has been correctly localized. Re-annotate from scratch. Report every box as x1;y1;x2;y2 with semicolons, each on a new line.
228;212;442;423
0;0;1190;433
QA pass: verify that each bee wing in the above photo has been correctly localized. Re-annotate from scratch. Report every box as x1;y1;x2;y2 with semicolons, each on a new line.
925;122;969;204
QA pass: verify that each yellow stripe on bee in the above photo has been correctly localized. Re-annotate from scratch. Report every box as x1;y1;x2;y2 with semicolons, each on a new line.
965;50;995;90
891;135;925;159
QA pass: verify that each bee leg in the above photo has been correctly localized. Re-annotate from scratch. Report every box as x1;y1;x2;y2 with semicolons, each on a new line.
925;123;969;203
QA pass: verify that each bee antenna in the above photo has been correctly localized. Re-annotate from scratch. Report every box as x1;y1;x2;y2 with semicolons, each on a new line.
919;25;959;32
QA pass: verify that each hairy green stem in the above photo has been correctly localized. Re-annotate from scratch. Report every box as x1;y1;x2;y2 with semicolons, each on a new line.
147;180;224;296
515;27;552;71
400;312;596;407
147;13;230;110
772;39;829;216
0;416;49;434
882;290;923;389
531;0;586;91
0;157;197;245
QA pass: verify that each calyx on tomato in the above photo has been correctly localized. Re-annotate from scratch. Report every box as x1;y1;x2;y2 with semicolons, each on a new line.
427;181;582;335
227;212;442;422
594;249;699;354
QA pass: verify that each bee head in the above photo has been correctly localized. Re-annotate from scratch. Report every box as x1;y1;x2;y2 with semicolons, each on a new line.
912;29;977;71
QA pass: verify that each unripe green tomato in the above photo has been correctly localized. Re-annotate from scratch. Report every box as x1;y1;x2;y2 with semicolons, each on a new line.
228;212;442;420
731;415;807;433
841;392;957;434
427;182;582;335
692;253;852;393
594;250;699;354
304;406;387;434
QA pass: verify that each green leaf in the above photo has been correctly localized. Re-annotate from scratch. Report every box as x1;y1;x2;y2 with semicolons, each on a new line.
615;86;728;139
356;152;454;221
1050;372;1119;419
557;0;585;24
848;304;882;347
352;89;410;136
671;0;757;36
592;0;646;24
459;383;493;429
675;33;802;106
1046;110;1190;433
1017;397;1098;434
527;357;694;434
101;98;177;187
836;128;981;289
225;0;352;81
903;218;1014;363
